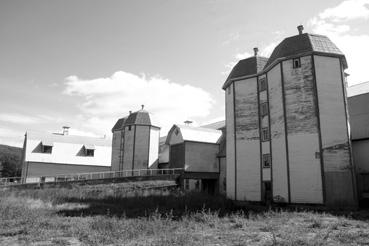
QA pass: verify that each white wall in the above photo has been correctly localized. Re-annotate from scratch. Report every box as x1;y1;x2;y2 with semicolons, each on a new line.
149;127;160;168
234;78;261;202
268;64;289;202
226;83;236;200
25;139;111;167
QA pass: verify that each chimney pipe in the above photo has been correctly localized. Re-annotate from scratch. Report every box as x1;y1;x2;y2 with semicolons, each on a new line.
62;126;70;136
184;120;193;126
141;104;144;110
129;111;132;115
253;47;259;56
297;25;304;35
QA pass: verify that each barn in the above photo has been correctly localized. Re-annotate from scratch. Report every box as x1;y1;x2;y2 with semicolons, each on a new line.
165;124;223;194
21;127;111;183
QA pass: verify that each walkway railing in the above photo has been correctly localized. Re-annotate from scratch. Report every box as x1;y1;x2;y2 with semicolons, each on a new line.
0;168;184;187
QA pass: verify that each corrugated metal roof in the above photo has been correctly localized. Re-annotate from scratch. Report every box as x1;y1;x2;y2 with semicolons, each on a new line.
166;124;222;144
26;130;111;147
347;81;369;98
265;33;347;69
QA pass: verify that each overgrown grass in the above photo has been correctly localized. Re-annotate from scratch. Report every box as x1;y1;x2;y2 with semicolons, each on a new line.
1;183;369;245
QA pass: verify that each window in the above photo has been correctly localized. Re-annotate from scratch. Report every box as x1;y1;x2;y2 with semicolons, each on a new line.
86;149;94;157
261;127;270;141
262;154;271;168
185;179;190;190
260;102;269;117
175;129;179;135
195;180;200;190
293;58;301;68
42;145;52;153
259;77;267;91
128;125;132;131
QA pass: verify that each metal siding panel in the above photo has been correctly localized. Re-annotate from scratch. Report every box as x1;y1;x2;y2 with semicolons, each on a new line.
184;142;219;172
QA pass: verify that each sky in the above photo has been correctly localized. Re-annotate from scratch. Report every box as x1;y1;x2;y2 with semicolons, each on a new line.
0;0;368;147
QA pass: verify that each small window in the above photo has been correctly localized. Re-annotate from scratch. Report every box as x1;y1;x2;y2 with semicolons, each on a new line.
293;58;301;68
195;180;200;190
260;102;269;117
128;125;132;131
42;145;53;154
175;129;179;135
262;154;271;168
185;179;190;190
261;127;270;141
86;149;94;157
259;77;267;91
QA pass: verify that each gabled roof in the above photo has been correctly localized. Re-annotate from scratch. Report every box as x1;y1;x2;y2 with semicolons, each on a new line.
223;56;268;89
111;117;127;132
125;110;152;126
165;124;222;145
264;33;347;69
26;130;111;147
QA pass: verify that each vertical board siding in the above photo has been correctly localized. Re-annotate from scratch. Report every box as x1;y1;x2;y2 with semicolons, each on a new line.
122;126;135;171
314;55;356;206
234;78;261;201
111;131;122;171
133;126;150;170
283;56;323;204
226;84;235;200
268;64;289;202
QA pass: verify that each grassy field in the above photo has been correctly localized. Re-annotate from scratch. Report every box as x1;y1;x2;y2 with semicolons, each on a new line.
1;182;369;246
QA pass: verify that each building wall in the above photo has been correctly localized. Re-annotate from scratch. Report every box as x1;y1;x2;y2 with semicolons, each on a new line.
234;78;261;201
25;139;111;167
219;156;226;195
169;143;185;169
314;55;356;206
348;93;369;140
148;127;160;168
23;161;110;179
184;141;219;173
111;130;123;171
268;63;289;202
133;125;150;170
226;83;236;199
122;125;135;171
282;56;323;204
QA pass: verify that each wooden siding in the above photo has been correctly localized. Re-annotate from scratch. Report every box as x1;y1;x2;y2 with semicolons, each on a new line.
184;142;219;173
169;143;185;169
111;131;123;171
268;64;289;202
219;157;226;195
24;162;110;178
226;83;236;200
133;125;150;170
234;78;261;201
283;56;323;204
122;125;135;171
314;55;356;206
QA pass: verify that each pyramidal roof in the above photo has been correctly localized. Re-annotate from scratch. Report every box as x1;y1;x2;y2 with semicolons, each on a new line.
125;109;152;126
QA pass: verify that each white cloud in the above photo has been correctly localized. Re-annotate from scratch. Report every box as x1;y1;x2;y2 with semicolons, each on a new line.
319;0;369;22
0;113;42;124
308;0;369;85
63;71;215;136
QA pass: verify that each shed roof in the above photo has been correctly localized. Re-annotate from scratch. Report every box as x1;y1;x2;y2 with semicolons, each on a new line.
165;124;222;145
26;130;111;147
265;33;347;69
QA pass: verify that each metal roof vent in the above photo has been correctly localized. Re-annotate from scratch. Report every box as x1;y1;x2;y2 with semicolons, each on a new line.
62;126;70;135
297;25;304;35
253;47;259;56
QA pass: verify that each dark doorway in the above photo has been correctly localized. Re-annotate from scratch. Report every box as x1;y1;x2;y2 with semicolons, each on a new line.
202;179;216;195
263;181;272;204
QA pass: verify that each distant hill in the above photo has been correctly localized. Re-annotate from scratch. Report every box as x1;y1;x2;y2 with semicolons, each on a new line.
0;144;22;177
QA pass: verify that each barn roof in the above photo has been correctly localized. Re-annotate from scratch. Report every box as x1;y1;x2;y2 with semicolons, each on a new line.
223;56;268;89
111;117;127;132
26;130;111;147
165;124;222;145
201;120;226;130
265;33;347;69
347;81;369;98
